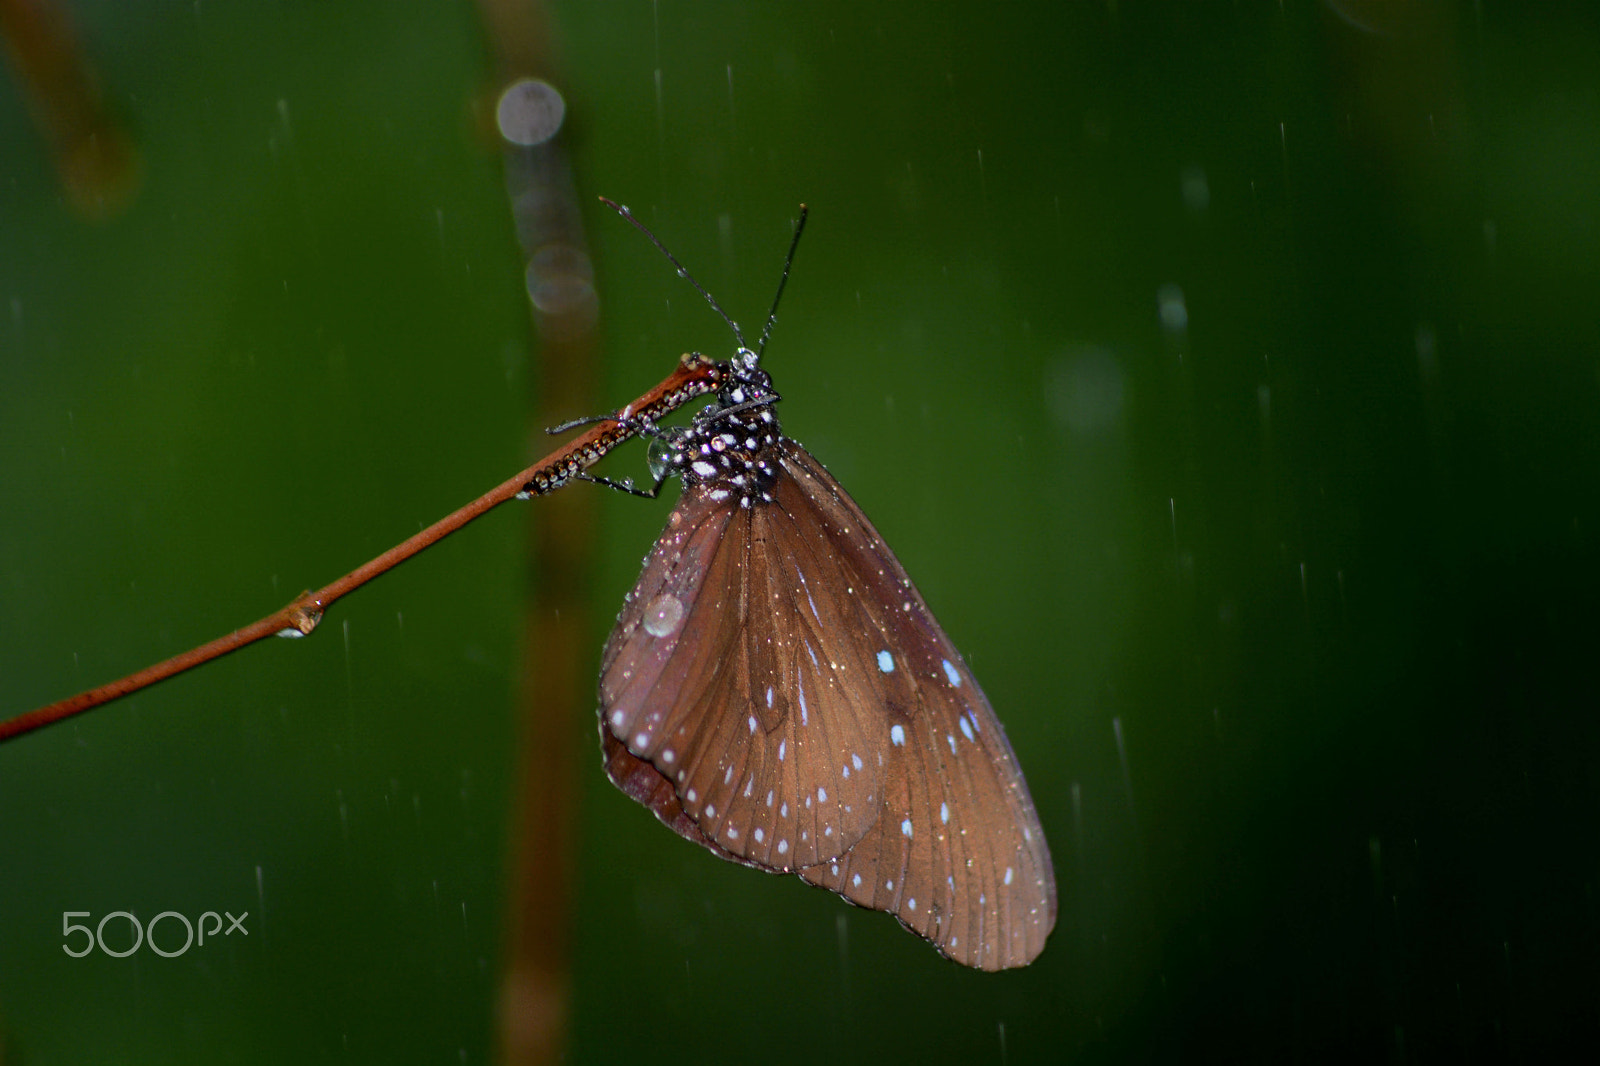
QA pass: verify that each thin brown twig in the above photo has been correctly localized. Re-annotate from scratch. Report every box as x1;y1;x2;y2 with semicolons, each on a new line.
0;353;724;745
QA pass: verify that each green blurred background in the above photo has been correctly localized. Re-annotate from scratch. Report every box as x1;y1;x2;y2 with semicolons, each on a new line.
3;1;1597;1062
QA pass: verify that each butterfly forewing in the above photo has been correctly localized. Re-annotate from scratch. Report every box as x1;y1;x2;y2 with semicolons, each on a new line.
773;443;1056;970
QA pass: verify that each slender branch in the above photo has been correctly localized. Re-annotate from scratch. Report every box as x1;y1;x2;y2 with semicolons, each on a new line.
0;353;725;744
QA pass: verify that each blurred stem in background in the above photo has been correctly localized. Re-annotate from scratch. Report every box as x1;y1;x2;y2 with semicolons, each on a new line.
0;0;140;217
474;1;595;1063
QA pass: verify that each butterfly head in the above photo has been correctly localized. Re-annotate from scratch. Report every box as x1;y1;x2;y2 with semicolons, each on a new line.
601;200;806;507
724;346;776;403
646;349;782;507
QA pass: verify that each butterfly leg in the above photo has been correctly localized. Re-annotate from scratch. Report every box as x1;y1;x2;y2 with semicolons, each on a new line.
571;470;666;499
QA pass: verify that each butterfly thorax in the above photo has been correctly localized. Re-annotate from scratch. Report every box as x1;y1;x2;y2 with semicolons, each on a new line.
669;352;783;508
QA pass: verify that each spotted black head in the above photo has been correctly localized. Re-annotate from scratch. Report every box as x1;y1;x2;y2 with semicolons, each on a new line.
651;348;783;507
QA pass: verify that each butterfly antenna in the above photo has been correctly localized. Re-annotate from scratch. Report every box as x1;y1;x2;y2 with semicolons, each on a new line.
599;196;747;350
755;204;808;359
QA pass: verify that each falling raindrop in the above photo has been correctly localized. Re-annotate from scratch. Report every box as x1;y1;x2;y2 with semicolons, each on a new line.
1180;164;1210;212
1157;284;1188;333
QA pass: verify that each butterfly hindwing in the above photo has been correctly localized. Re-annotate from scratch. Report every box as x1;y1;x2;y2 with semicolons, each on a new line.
601;469;886;870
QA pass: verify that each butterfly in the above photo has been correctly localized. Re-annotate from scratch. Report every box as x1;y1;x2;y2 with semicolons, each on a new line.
583;202;1055;970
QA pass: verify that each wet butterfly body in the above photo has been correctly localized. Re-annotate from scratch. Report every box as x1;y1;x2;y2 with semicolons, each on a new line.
589;203;1056;970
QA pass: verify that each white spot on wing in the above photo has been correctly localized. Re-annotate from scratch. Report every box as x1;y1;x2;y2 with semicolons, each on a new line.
796;566;822;623
942;659;962;687
876;650;894;673
890;724;906;746
959;715;975;742
901;818;913;838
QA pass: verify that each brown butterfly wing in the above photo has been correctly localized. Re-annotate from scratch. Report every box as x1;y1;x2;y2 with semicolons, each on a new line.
771;442;1057;970
600;459;887;870
599;438;1056;969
